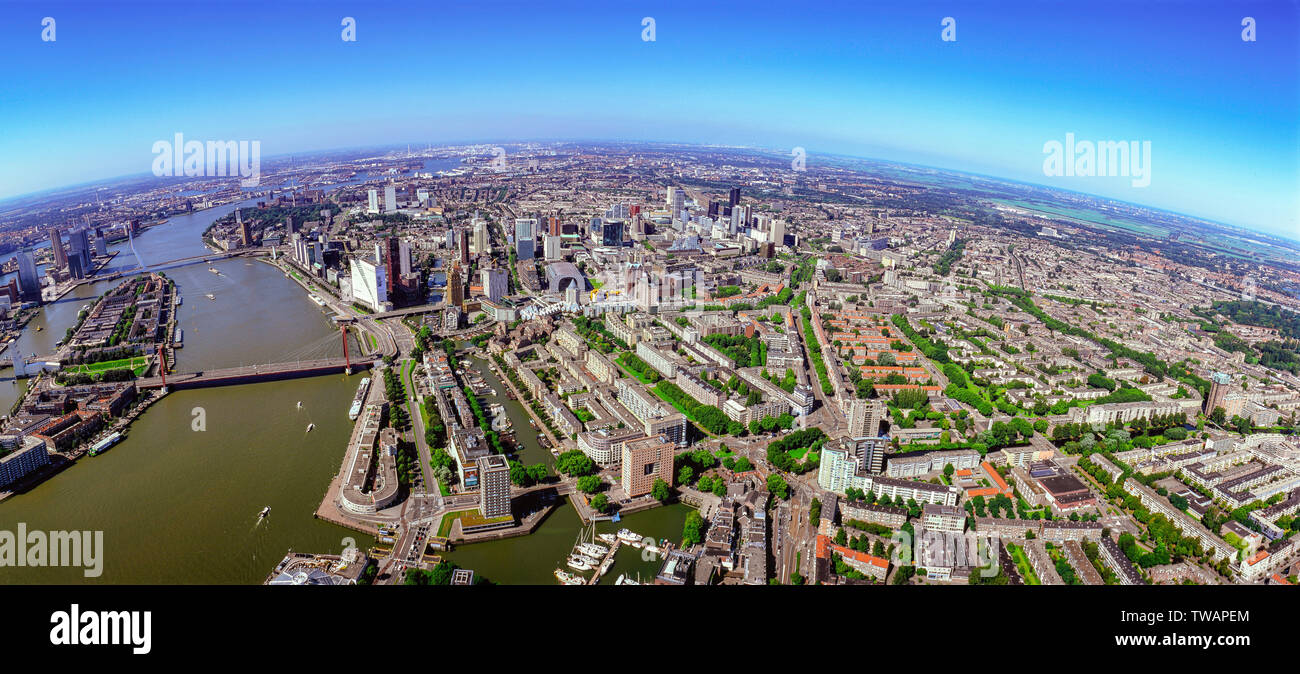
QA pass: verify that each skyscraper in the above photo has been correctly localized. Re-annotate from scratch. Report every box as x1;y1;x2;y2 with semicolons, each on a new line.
481;268;508;303
514;218;536;260
68;229;91;273
457;229;470;265
544;234;562;261
621;435;674;498
383;237;402;304
477;455;512;518
601;220;625;247
367;189;379;214
49;228;67;269
384;184;397;214
728;186;741;206
1206;372;1232;415
349;256;387;313
15;250;40;302
472;219;488;254
237;209;252;247
447;264;465;308
848;399;883;438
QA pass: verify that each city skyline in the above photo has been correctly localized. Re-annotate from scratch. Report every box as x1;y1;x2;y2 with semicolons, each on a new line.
0;0;1296;239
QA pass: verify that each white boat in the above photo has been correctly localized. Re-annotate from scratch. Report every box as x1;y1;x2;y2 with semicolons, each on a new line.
554;569;583;585
577;542;609;557
306;423;315;433
208;267;221;274
573;553;599;566
205;293;215;301
258;506;270;520
616;528;641;544
565;556;593;572
296;401;303;409
597;533;618;545
615;574;640;586
598;556;615;576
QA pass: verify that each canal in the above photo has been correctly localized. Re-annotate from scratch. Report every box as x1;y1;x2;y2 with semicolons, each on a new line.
460;352;554;467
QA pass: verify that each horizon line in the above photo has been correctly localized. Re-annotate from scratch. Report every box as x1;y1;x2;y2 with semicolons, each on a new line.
2;137;1295;247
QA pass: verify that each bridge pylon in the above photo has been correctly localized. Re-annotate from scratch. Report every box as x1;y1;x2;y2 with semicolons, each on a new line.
341;324;352;375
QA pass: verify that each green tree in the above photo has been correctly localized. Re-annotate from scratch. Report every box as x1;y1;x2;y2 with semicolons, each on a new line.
682;511;706;546
576;475;602;494
651;478;671;502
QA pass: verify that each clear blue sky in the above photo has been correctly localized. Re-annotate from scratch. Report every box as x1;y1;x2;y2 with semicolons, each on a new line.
1;0;1296;238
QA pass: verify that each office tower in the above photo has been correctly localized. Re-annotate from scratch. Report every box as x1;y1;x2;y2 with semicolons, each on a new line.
15;251;39;302
477;455;512;518
384;184;397;213
707;200;719;218
447;264;465;308
238;212;253;247
472;219;488;254
69;229;91;272
383;237;402;301
367;189;379;214
93;229;108;256
515;217;536;260
621;436;675;498
458;230;470;265
547;216;561;237
286;216;297;235
398;240;412;277
770;219;786;246
445;230;456;249
67;255;85;280
481;267;508;303
349;255;387;313
544;234;562;261
601;220;625;247
1206;373;1232;414
848;398;883;438
666;186;680;211
50;228;67;269
729;187;741;206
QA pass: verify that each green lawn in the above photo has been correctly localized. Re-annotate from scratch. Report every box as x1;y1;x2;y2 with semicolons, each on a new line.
66;356;150;376
437;510;476;538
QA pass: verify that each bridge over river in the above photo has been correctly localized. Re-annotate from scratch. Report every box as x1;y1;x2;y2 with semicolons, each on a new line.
134;356;377;390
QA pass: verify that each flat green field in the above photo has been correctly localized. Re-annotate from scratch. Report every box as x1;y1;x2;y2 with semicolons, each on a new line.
66;356;150;376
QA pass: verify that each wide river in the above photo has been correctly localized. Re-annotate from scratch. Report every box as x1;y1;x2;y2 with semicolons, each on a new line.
0;198;374;584
0;193;689;585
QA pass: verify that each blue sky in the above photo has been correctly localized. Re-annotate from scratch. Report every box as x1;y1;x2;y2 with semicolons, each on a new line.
1;0;1296;238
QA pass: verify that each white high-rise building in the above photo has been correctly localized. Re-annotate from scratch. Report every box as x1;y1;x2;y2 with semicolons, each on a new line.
544;234;562;261
367;189;379;214
349;256;388;312
472;219;489;254
384;184;397;213
770;218;786;246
